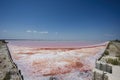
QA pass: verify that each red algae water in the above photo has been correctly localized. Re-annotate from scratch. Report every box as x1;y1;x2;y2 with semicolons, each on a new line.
7;40;102;48
7;40;108;80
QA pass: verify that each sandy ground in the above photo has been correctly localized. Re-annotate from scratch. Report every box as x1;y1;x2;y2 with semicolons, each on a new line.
8;42;108;80
108;65;120;80
94;41;120;80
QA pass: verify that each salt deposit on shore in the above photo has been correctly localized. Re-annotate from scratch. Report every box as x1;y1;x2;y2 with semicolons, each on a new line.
8;42;108;80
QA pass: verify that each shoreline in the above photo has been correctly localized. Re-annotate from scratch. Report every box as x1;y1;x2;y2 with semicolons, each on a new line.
0;40;23;80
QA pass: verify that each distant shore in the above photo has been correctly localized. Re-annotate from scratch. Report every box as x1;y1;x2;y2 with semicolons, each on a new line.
7;39;107;49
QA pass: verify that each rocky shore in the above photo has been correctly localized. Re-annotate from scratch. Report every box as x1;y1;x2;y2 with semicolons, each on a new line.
0;40;23;80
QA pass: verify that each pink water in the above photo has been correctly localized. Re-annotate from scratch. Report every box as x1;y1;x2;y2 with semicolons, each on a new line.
8;40;108;80
8;40;103;48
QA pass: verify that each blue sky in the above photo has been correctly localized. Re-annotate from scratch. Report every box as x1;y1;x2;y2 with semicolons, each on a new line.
0;0;120;41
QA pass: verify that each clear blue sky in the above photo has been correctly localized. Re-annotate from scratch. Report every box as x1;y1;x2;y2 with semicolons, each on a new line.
0;0;120;41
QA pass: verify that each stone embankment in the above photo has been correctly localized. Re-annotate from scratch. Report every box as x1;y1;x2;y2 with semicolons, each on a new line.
93;40;120;80
0;40;23;80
